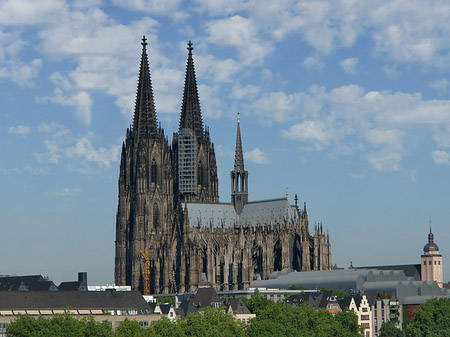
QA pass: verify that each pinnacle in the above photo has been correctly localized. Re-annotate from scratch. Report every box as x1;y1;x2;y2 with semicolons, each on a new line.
234;113;245;171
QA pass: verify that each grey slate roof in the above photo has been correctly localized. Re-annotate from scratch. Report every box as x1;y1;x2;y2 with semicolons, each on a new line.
226;298;251;314
0;290;151;311
250;268;449;303
183;198;296;228
191;287;222;307
355;264;421;281
0;275;58;291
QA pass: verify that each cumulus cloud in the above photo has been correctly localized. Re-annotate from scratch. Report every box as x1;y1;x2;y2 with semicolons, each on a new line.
44;89;92;126
34;122;120;170
206;15;273;65
339;57;358;74
251;83;450;171
431;150;450;165
245;147;268;164
0;59;42;86
8;125;30;137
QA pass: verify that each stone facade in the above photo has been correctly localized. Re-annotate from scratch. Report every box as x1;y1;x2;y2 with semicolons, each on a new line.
114;37;332;294
421;228;443;287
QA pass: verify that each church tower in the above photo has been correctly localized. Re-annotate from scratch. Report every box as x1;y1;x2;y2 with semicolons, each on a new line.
174;41;219;204
115;36;175;293
231;114;248;214
421;227;443;287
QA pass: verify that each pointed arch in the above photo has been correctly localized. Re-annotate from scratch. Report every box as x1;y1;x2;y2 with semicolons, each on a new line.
153;203;160;229
151;158;157;183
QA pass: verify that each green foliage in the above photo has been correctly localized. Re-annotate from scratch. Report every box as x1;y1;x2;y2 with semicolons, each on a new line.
155;296;175;307
288;284;308;290
246;302;361;337
318;287;347;298
243;289;274;314
379;320;402;337
6;313;114;337
179;307;245;337
404;297;450;337
146;317;184;337
115;319;145;337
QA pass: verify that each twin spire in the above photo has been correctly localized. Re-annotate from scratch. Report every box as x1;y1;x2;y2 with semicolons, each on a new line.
179;40;204;139
132;36;158;140
132;37;204;141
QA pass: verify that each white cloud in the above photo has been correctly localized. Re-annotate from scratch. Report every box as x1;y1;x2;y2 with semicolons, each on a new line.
230;83;259;100
429;79;450;96
198;84;223;119
339;57;358;74
245;147;268;164
34;123;120;170
251;92;304;125
8;125;30;137
303;56;324;72
112;0;183;15
45;89;92;126
206;15;273;65
367;149;402;171
65;137;120;168
195;55;241;83
45;187;81;198
0;59;42;86
0;0;66;26
431;150;450;165
383;65;401;79
262;83;450;171
282;120;333;149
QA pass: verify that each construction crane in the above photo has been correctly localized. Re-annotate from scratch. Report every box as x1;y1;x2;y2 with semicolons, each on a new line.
139;249;150;295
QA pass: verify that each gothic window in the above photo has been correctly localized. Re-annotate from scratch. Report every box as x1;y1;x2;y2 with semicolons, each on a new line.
151;160;157;183
198;162;203;185
153;204;159;229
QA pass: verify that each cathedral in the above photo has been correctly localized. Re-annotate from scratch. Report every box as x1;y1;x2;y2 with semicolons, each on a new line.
114;37;332;294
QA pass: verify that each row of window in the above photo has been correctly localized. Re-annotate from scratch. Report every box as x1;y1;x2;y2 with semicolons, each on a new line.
423;260;441;265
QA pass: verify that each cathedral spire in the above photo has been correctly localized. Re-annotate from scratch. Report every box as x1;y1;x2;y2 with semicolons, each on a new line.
179;41;203;139
132;36;158;140
234;113;245;171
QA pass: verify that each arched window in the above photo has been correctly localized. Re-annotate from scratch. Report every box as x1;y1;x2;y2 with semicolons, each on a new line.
153;204;159;229
198;162;203;185
151;160;157;183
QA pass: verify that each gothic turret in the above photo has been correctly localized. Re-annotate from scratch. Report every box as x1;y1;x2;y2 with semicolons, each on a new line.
231;113;248;215
132;36;158;141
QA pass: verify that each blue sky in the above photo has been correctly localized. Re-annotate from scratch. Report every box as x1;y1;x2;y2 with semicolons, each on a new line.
1;0;450;286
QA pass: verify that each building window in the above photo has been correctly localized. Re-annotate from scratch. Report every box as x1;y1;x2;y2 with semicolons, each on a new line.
423;261;426;265
429;261;432;265
151;160;157;183
153;204;159;229
435;261;437;265
438;261;441;265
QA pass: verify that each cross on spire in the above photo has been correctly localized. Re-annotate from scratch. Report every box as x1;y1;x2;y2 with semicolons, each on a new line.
142;36;147;47
187;40;193;54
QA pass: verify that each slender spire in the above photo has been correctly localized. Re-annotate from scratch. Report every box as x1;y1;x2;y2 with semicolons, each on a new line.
179;40;203;139
132;36;158;139
234;112;245;171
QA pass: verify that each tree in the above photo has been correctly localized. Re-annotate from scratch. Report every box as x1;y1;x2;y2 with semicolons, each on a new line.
379;321;402;337
6;313;114;337
147;317;184;337
115;319;145;337
404;297;450;337
288;284;308;290
241;289;274;314
179;307;245;337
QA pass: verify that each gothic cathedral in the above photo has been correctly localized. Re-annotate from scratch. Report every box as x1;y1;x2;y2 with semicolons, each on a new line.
115;37;332;294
